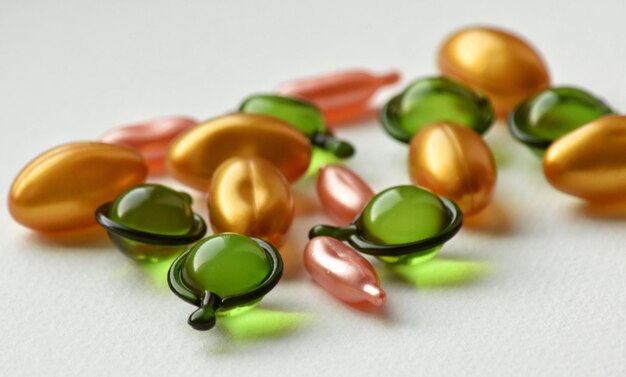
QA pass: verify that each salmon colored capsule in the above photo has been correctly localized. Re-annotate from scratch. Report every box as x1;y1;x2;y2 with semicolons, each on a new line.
9;142;148;232
167;114;312;191
438;26;550;118
208;157;294;247
543;115;626;203
408;122;497;216
101;116;197;174
316;165;374;224
278;69;401;126
304;236;386;307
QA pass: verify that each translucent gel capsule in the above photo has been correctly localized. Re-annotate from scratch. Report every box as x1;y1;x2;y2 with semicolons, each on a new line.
96;184;206;262
438;26;550;118
509;87;612;154
167;114;311;190
9;142;148;232
168;233;283;330
277;69;401;126
208;157;294;247
304;237;386;307
239;94;354;158
316;165;374;224
543;115;626;203
380;77;493;143
101;117;198;174
309;186;463;265
409;122;497;216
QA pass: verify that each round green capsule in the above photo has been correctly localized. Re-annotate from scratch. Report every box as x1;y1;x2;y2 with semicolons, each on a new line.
380;77;494;143
168;233;283;331
509;87;613;154
96;184;206;262
239;94;354;158
309;185;463;265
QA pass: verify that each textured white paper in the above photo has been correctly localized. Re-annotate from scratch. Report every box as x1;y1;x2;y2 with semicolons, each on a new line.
1;1;625;376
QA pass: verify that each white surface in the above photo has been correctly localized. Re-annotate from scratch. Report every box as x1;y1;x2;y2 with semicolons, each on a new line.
1;1;625;376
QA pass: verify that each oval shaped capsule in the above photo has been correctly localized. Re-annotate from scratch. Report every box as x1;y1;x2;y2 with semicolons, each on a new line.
167;114;311;190
278;69;401;126
316;165;374;224
208;157;294;246
409;122;497;216
9;142;148;232
438;26;550;117
543;115;626;203
101;116;198;174
304;236;386;307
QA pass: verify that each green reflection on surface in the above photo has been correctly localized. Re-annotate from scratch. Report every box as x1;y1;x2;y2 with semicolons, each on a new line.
220;308;312;340
139;254;178;289
391;258;490;288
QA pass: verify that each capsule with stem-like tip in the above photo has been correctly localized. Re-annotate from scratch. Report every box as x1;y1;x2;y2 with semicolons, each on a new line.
317;165;374;224
277;69;401;126
304;236;386;308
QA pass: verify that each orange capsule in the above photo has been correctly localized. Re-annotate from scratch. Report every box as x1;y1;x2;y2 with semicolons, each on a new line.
208;157;294;247
438;26;550;118
167;114;312;191
278;69;401;126
9;142;148;232
304;236;386;307
316;165;374;224
544;115;626;203
408;122;497;216
101;116;197;175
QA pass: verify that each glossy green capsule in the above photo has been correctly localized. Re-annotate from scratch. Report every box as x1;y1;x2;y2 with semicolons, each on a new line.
239;94;355;158
96;184;206;262
380;77;494;143
509;87;613;154
168;233;283;330
309;185;463;265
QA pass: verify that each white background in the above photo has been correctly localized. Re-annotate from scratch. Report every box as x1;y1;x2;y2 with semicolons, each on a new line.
1;1;625;376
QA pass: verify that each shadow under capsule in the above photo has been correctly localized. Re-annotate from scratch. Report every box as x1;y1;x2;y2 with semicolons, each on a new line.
215;307;312;342
574;200;626;221
25;225;111;250
462;199;514;236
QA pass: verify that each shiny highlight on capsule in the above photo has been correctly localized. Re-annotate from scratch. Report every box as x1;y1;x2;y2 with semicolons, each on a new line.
316;165;374;224
409;122;497;216
304;237;386;307
544;115;626;203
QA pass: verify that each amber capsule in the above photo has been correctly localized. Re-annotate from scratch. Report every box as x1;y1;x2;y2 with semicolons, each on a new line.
167;114;311;191
438;26;550;117
304;236;386;307
316;165;374;224
101;116;197;175
544;115;626;203
409;122;497;216
208;157;294;247
278;69;401;126
9;142;148;232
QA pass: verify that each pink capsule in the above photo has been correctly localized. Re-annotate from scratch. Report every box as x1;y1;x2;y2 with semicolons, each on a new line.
101;116;198;175
304;236;386;307
277;69;401;126
317;165;374;224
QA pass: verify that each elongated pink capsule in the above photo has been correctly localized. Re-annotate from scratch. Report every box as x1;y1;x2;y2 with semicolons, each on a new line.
317;165;374;224
304;237;386;307
102;116;198;174
277;69;401;126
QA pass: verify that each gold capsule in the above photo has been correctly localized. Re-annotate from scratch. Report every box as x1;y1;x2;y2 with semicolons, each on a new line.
544;115;626;203
208;157;294;247
408;122;497;216
438;26;550;118
9;142;148;232
168;114;311;190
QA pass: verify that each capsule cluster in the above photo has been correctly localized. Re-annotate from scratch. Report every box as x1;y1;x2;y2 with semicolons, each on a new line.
7;25;626;331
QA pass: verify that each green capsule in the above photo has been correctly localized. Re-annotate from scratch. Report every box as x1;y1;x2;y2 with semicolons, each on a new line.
96;184;206;262
380;77;494;143
168;233;283;331
309;185;463;265
239;94;355;158
509;87;613;154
